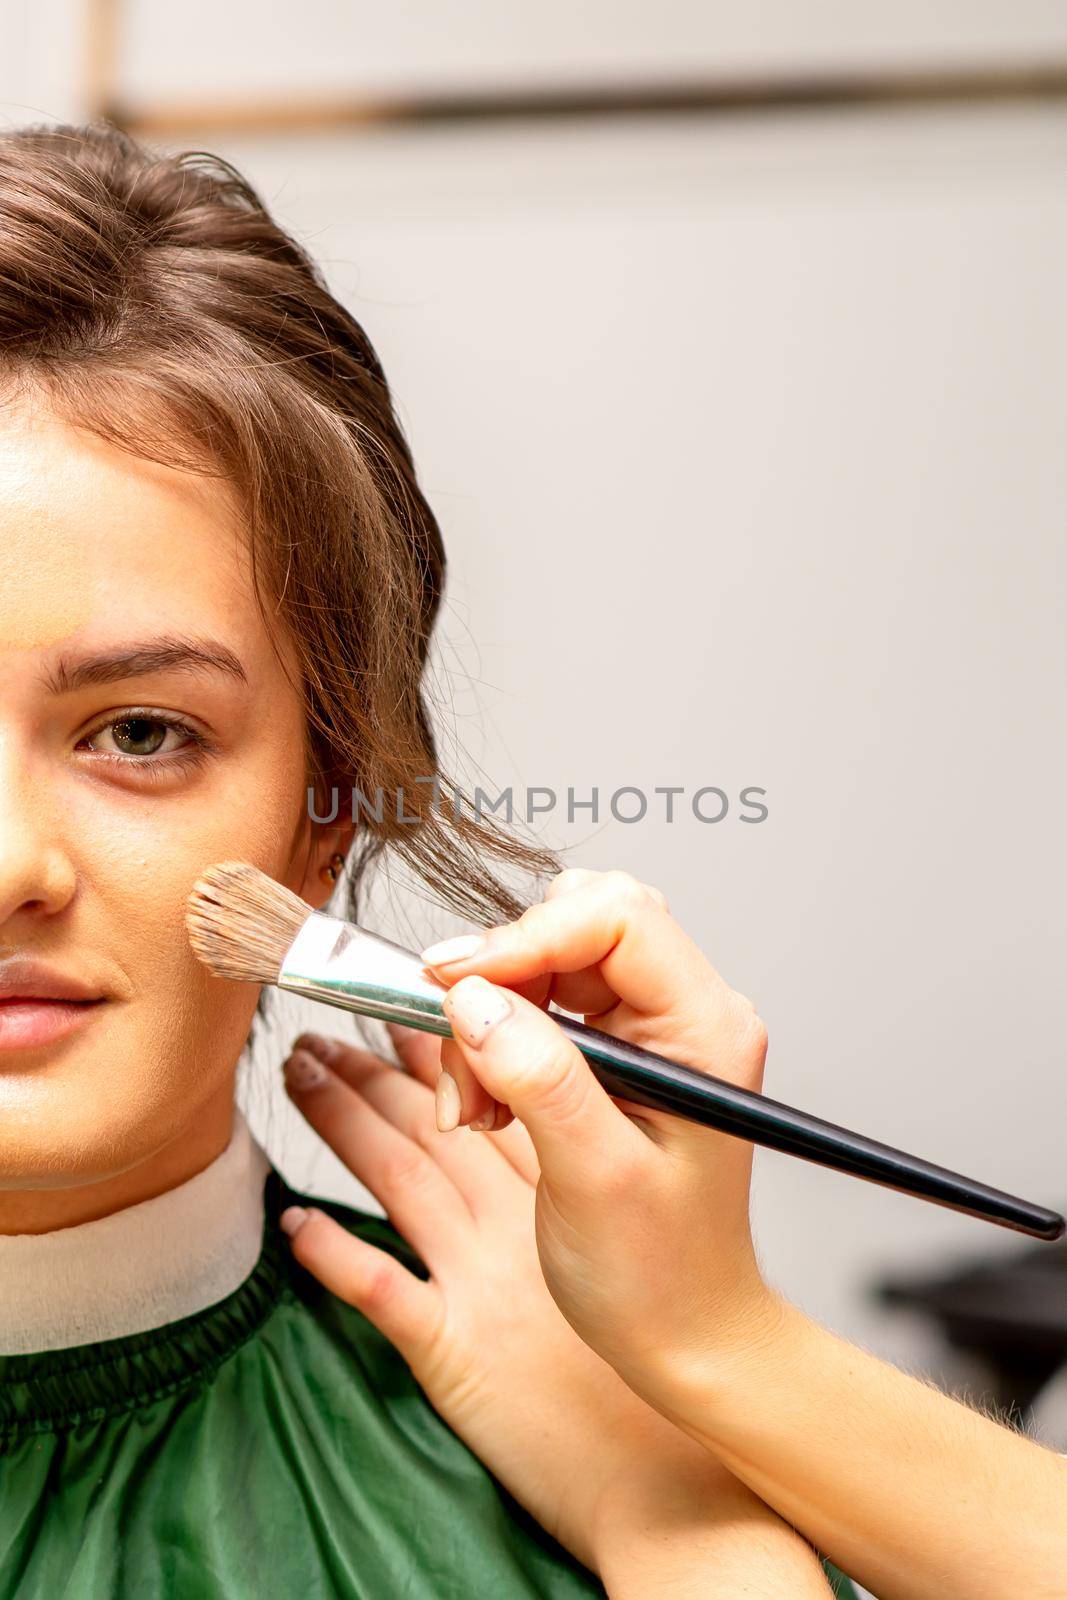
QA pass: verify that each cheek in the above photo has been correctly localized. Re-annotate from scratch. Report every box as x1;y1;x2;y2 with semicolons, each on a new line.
86;825;282;1009
67;719;310;1078
77;719;309;939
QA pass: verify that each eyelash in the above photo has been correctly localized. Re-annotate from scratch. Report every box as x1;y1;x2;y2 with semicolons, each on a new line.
77;709;216;780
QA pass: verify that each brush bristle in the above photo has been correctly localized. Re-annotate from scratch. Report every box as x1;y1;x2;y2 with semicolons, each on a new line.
186;862;312;984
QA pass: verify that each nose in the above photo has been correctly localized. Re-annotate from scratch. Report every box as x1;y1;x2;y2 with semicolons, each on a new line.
0;728;78;928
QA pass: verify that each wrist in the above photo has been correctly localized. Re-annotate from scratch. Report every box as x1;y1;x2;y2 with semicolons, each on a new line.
587;1414;831;1597
624;1288;808;1445
586;1424;717;1579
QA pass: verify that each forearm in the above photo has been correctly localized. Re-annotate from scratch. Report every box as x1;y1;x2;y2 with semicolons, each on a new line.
646;1297;1067;1600
594;1447;834;1599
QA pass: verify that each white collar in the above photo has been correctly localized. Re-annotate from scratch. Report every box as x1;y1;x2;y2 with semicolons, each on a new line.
0;1109;271;1355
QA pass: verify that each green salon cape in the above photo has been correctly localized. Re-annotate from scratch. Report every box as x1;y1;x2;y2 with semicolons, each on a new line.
0;1172;857;1598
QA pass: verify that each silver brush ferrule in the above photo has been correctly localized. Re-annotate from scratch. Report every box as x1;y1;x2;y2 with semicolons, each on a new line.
276;913;452;1035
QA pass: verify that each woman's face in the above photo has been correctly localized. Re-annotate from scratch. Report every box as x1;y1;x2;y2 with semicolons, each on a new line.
0;392;330;1205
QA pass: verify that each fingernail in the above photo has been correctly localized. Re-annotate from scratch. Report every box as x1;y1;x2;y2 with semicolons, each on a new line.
444;975;511;1048
420;933;484;968
280;1206;309;1237
469;1106;496;1132
435;1070;462;1132
284;1049;328;1091
295;1032;341;1064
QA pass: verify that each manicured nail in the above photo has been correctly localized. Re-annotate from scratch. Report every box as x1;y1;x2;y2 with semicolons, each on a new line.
420;933;484;968
294;1032;340;1065
435;1070;462;1132
444;975;511;1048
284;1049;328;1091
280;1206;309;1237
469;1107;496;1132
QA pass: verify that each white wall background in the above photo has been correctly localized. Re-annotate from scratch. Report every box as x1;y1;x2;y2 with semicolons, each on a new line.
6;1;1067;122
114;0;1067;96
2;0;1066;1432
227;104;1067;1398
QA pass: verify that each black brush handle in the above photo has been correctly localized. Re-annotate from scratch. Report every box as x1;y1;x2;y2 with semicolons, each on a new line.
557;1014;1064;1241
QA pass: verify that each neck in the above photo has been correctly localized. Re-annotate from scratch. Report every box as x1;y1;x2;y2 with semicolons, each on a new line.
0;1104;272;1354
0;1078;237;1235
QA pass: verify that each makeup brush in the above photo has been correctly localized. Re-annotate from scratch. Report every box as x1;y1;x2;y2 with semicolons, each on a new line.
187;862;1065;1242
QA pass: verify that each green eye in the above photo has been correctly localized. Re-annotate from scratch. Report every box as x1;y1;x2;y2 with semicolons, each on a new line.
80;711;207;765
110;718;168;756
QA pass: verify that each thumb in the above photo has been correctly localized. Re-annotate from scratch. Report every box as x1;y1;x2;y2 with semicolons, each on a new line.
440;974;647;1183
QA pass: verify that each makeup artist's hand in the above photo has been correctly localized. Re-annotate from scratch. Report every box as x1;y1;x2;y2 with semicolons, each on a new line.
419;867;780;1388
280;1023;832;1596
419;868;1067;1600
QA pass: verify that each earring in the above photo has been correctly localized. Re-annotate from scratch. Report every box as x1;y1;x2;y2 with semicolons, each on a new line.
319;852;346;886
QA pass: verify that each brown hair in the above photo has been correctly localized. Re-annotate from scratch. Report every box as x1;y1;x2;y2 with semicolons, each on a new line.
0;121;556;928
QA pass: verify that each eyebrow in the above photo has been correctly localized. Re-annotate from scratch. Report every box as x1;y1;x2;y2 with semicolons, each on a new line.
43;636;249;695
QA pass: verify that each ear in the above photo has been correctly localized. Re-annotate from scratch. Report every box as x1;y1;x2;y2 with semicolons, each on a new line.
294;819;358;911
286;776;358;911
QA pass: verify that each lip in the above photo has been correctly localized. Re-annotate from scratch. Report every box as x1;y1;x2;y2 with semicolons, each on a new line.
0;959;105;1005
0;997;106;1052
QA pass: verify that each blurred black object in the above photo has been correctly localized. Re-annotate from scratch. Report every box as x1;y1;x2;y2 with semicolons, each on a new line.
876;1234;1067;1415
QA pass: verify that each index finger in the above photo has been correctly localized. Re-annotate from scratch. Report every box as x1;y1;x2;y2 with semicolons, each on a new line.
440;974;650;1190
422;871;740;1063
